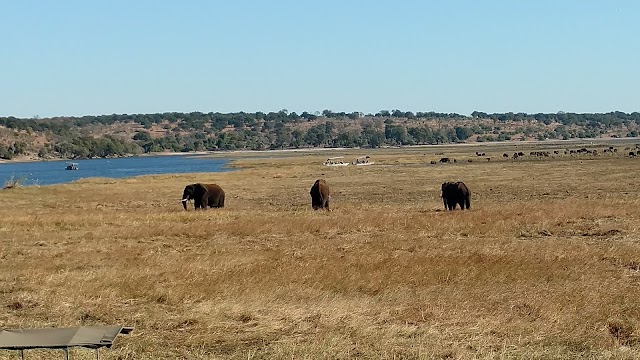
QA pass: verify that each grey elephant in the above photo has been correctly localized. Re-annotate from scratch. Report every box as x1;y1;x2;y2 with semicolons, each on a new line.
181;183;225;210
441;181;471;211
310;179;330;210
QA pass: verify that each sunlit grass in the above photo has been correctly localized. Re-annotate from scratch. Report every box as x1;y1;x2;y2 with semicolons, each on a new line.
1;144;640;359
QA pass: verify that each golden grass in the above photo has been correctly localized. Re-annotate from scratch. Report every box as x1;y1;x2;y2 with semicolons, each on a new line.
1;144;640;359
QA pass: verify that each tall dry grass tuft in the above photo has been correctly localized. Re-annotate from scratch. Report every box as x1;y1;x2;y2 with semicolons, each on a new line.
2;174;27;190
607;319;635;346
1;145;640;358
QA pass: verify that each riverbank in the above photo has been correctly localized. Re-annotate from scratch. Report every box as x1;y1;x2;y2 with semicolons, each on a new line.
0;151;209;165
2;136;639;165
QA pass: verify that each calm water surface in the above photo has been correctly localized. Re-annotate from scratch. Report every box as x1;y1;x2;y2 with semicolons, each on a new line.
0;155;229;186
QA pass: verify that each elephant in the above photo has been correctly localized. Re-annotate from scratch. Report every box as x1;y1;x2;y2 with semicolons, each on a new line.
181;183;225;210
441;181;471;211
310;179;330;210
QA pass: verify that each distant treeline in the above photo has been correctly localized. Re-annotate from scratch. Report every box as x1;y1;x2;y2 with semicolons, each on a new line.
0;110;639;159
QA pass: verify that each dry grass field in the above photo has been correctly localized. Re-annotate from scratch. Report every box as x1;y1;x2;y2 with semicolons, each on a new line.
1;143;640;359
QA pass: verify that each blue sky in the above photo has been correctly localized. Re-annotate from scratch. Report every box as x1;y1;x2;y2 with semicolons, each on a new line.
1;1;638;118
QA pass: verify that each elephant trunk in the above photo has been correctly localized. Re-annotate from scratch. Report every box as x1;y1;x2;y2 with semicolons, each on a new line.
181;198;188;210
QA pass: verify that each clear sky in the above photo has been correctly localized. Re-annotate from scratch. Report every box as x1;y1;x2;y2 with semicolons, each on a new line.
1;1;638;118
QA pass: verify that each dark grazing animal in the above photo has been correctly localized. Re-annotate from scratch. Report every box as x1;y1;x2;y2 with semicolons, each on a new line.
441;181;471;211
310;179;331;210
181;183;225;210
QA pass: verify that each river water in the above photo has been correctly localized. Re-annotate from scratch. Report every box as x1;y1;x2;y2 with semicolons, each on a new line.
0;155;229;186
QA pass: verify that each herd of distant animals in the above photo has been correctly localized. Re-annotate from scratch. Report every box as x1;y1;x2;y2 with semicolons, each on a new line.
179;144;639;212
429;144;640;164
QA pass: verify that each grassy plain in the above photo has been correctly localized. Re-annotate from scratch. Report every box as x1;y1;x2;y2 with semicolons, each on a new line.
1;142;640;359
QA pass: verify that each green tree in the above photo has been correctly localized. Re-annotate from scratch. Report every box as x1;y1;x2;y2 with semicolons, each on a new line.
133;131;152;141
291;129;304;148
274;126;292;149
385;124;408;145
454;126;473;141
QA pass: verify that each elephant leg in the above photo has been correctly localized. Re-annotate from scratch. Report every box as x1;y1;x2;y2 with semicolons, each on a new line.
324;198;330;211
214;195;222;208
213;195;222;208
200;192;211;209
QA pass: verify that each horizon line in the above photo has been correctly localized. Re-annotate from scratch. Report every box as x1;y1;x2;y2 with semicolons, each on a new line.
3;109;640;120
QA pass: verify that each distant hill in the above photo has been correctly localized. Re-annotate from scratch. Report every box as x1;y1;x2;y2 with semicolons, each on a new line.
0;110;638;160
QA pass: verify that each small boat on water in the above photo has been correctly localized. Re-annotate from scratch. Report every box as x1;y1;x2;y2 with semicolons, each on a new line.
65;162;79;170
